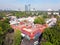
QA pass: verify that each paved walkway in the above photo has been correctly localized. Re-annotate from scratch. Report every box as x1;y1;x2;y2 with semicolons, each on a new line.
21;38;38;45
21;34;43;45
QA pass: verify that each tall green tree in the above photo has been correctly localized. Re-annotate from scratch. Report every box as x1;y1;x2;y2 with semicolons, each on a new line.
34;16;45;24
0;18;12;45
13;30;21;45
42;18;60;45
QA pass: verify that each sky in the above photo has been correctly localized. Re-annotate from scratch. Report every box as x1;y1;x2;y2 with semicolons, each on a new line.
0;0;60;11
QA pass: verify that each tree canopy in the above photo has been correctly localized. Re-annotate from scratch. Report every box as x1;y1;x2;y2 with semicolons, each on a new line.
34;16;45;24
0;18;12;45
42;17;60;45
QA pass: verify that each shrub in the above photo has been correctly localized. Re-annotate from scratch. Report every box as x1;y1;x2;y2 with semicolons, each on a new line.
42;42;53;45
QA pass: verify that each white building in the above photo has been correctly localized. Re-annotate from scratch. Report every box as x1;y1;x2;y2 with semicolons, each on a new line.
9;16;19;25
53;12;59;15
47;9;53;15
46;17;57;27
9;16;36;25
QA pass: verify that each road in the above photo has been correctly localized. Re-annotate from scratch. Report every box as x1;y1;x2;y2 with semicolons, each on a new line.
21;38;38;45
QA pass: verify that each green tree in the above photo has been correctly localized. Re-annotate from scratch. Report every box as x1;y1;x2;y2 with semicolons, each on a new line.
42;18;60;45
34;16;45;24
14;30;21;45
42;42;53;45
0;18;12;45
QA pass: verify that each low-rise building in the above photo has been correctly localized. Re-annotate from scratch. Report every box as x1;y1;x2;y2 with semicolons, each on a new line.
46;17;57;27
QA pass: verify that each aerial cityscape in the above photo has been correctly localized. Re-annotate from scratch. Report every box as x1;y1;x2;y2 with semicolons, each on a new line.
0;0;60;45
